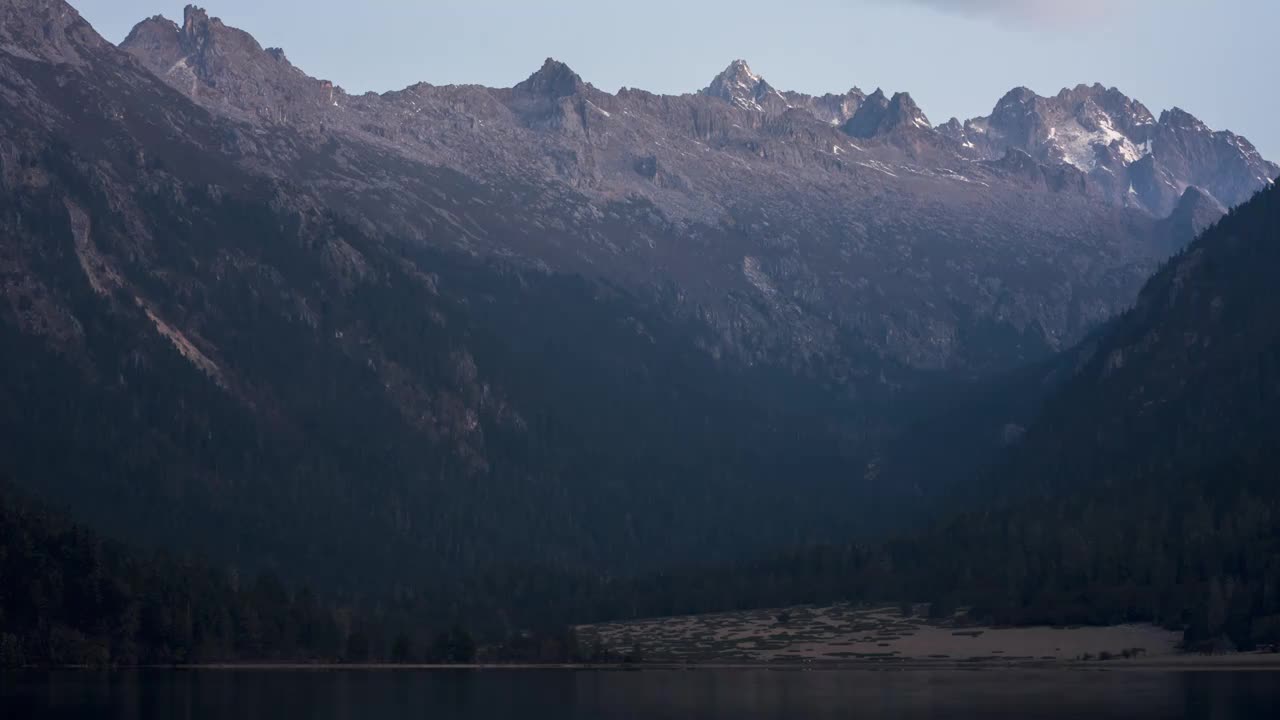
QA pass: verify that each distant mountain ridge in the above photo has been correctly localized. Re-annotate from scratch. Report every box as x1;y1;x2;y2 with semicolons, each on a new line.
105;4;1280;379
701;59;795;114
944;84;1276;215
123;7;1277;220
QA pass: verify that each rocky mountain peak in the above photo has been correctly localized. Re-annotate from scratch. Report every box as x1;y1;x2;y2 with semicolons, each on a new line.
938;117;965;138
889;92;929;127
1169;185;1228;236
119;15;182;65
0;0;106;64
702;59;788;113
706;59;762;93
1054;82;1110;106
958;83;1277;216
1160;107;1208;132
992;86;1039;113
514;58;586;98
180;4;264;59
841;89;929;139
121;3;337;123
175;5;226;55
841;89;886;138
723;59;755;78
986;87;1043;139
124;3;263;72
183;4;210;33
966;84;1205;209
1144;107;1279;215
1077;85;1155;133
127;14;180;38
787;87;866;125
986;85;1152;149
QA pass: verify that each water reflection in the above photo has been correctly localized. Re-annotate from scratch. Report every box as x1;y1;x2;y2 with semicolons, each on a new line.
2;668;1278;719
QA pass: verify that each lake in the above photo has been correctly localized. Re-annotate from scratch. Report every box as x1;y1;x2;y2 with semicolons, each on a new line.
3;668;1279;719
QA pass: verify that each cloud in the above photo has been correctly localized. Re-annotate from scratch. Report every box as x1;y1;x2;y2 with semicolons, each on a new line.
891;0;1117;26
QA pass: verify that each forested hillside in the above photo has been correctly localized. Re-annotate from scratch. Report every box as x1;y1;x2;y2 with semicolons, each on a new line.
0;484;354;667
0;145;882;589
987;184;1280;503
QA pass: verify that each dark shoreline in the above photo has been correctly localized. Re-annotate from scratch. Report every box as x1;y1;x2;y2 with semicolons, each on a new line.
15;654;1280;673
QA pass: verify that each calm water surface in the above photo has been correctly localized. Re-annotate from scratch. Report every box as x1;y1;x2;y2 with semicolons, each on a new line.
2;669;1278;719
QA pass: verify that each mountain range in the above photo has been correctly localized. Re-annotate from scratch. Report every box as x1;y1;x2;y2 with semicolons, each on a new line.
114;5;1277;374
2;0;1278;618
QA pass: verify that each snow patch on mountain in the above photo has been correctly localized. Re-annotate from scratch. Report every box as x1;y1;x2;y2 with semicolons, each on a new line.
1044;116;1145;172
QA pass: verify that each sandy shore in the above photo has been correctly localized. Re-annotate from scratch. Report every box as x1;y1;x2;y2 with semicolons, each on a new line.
31;602;1278;672
579;604;1193;664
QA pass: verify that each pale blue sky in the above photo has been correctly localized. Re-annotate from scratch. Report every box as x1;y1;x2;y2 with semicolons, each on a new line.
76;0;1279;159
